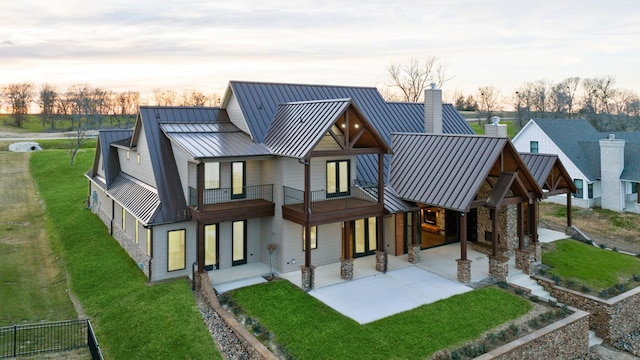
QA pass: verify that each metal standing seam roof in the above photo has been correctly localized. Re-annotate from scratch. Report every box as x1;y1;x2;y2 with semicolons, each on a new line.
89;129;133;188
389;133;508;212
227;81;474;183
361;185;419;214
519;153;558;188
108;174;161;225
161;123;272;159
263;99;352;159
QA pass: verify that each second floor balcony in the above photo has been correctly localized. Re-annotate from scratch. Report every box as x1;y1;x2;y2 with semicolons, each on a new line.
282;184;384;226
188;184;275;223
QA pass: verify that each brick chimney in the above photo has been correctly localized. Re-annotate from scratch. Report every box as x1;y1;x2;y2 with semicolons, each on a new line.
484;116;507;137
424;83;442;134
599;134;625;211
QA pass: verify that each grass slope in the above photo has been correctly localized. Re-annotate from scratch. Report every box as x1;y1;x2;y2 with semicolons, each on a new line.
543;239;640;289
0;152;78;325
30;150;221;359
231;280;531;359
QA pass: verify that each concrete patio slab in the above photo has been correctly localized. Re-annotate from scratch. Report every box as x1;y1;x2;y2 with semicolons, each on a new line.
538;228;569;243
308;266;472;324
214;276;268;294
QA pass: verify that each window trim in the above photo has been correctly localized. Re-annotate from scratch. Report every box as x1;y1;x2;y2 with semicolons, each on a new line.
588;183;594;199
204;162;220;190
326;159;350;198
530;141;539;154
231;161;246;199
231;220;247;266
167;229;186;272
574;179;584;198
204;224;219;270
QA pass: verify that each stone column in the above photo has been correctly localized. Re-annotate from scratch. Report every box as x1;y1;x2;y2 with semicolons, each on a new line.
375;250;387;273
301;265;315;292
489;255;509;282
515;248;535;275
456;259;472;283
340;258;353;280
534;242;542;264
408;244;421;264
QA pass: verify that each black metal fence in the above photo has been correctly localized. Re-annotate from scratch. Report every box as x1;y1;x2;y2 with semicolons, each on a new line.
0;319;103;359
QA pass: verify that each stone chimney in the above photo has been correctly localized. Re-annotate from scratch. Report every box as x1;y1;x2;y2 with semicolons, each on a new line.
424;83;442;134
484;116;507;137
599;134;625;211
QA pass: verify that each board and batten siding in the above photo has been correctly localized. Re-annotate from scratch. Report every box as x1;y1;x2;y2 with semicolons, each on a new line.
225;92;252;138
214;219;263;270
282;155;357;192
96;156;105;178
117;125;156;187
89;181;112;228
260;158;284;270
171;144;194;203
150;221;197;281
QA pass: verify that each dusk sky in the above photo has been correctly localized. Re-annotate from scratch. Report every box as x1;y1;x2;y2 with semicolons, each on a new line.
2;0;639;103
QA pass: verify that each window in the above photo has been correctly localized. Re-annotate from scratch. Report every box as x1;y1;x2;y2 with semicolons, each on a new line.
353;217;377;257
204;162;220;190
204;224;218;270
326;160;350;197
574;179;583;198
232;221;247;266
231;161;246;199
530;141;539;154
122;208;126;231
167;230;186;271
126;150;130;160
588;183;594;199
137;154;141;164
135;219;139;244
146;228;151;256
632;182;638;194
302;226;318;250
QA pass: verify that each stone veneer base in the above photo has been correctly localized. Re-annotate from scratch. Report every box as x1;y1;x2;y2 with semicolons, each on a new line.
301;265;315;292
375;251;387;273
408;244;421;264
456;259;472;283
488;255;509;282
340;258;353;280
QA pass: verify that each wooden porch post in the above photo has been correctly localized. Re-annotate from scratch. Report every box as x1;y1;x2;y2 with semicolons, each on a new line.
343;221;351;259
197;162;204;208
196;162;205;274
304;160;312;267
376;152;385;253
412;210;421;246
518;202;525;250
531;202;538;244
459;212;467;261
197;221;204;274
491;208;498;257
567;192;572;228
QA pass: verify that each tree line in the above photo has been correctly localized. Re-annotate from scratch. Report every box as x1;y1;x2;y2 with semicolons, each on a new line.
0;82;221;130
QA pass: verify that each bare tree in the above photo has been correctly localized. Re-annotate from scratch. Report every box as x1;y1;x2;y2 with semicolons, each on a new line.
153;89;178;106
38;84;59;130
2;82;34;127
109;91;139;127
477;86;500;125
180;90;208;106
385;56;453;102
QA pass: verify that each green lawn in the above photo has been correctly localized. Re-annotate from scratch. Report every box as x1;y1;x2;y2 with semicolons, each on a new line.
30;150;221;360
543;239;640;290
230;280;531;359
467;120;518;138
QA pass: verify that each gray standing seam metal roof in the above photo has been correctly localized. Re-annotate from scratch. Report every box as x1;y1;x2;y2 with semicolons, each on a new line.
519;153;558;189
389;133;509;212
90;129;133;188
108;174;161;225
161;123;271;159
264;99;353;159
229;81;474;183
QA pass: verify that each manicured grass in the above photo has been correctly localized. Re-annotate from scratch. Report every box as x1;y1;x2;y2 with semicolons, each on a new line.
0;152;78;325
30;150;221;360
467;120;518;138
543;239;640;289
230;280;531;359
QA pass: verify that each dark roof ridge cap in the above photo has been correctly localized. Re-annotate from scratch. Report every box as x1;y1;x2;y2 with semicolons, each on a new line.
139;105;221;110
279;98;353;106
386;101;455;105
390;132;486;137
229;79;378;91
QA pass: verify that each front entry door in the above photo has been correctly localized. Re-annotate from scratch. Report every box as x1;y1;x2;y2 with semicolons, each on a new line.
232;220;247;266
353;217;377;258
204;224;218;271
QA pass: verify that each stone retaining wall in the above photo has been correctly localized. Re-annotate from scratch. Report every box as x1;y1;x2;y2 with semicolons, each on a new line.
476;308;590;360
112;225;151;278
198;273;278;360
535;276;640;343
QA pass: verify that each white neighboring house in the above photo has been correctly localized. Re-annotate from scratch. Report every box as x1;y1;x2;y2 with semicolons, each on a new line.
513;119;640;212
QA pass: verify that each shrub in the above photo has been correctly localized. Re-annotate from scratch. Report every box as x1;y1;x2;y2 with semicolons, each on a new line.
633;274;640;282
487;332;498;345
581;285;591;293
599;290;609;298
615;283;626;292
552;275;561;284
528;318;539;328
612;247;618;252
530;295;539;302
599;243;607;249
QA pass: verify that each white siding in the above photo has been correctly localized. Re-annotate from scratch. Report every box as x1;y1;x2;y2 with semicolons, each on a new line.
96;156;104;178
281;220;342;274
512;121;594;208
150;221;197;281
315;133;343;151
260;158;284;270
383;214;395;254
118;125;156;187
282;155;357;192
225;93;252;137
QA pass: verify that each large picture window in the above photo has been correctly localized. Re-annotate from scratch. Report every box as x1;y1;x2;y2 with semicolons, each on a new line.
326;160;350;197
232;221;247;266
168;229;186;271
204;162;220;190
231;161;246;199
204;224;218;270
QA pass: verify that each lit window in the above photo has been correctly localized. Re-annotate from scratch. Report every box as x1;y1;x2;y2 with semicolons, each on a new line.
204;162;220;189
146;228;151;256
126;150;130;160
135;219;139;244
326;160;350;197
122;208;126;231
137;154;141;164
168;230;186;271
302;226;318;250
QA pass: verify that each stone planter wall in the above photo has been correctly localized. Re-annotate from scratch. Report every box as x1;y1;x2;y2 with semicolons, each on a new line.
476;308;590;360
112;225;151;278
535;276;640;343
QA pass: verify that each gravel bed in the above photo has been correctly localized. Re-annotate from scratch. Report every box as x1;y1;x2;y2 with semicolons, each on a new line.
612;330;640;357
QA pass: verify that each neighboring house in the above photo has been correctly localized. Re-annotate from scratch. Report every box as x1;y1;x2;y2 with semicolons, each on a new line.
86;81;572;289
513;119;640;212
